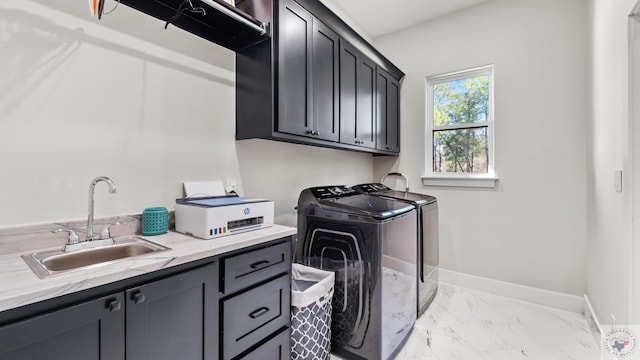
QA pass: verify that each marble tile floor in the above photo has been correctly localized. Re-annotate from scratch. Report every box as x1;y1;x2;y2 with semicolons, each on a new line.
331;283;600;360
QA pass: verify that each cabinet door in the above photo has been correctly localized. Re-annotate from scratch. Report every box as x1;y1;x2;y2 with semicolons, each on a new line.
277;0;313;138
339;40;375;148
312;19;339;142
0;293;124;360
387;77;401;152
357;56;376;148
376;68;400;153
126;262;219;360
339;40;358;146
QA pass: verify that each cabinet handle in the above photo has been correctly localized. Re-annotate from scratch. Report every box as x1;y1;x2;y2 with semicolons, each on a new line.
107;299;121;312
305;130;314;135
314;131;320;136
250;260;270;269
249;306;270;319
132;292;146;304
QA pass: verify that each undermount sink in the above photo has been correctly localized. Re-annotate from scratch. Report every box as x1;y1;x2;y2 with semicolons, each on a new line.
22;236;170;279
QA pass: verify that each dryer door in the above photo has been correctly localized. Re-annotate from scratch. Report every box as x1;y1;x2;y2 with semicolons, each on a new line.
304;226;365;348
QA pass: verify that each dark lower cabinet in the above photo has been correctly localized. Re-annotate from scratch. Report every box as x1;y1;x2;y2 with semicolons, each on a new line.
126;263;218;360
0;238;292;360
222;274;290;360
219;241;291;360
0;293;125;360
0;264;218;360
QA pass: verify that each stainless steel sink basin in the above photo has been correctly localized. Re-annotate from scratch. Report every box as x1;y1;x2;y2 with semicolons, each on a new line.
22;236;170;279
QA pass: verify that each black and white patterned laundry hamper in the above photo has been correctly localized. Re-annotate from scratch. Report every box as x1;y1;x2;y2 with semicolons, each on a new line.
291;264;335;360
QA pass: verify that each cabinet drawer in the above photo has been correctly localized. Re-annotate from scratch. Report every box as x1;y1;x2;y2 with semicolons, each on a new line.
222;241;290;294
222;274;290;360
239;329;291;360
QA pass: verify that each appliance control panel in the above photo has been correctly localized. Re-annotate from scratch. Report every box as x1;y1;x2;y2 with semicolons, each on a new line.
355;183;391;193
310;186;358;199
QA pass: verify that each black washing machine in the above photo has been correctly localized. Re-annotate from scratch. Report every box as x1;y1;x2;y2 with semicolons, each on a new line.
296;186;417;360
353;178;439;317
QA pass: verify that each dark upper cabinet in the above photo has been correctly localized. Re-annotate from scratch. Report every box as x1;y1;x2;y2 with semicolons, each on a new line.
0;293;125;360
277;0;312;138
376;67;400;153
277;0;339;142
339;40;375;148
236;0;403;155
312;20;340;142
126;263;219;360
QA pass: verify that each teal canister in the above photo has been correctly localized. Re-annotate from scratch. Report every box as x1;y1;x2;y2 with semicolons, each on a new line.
142;207;169;235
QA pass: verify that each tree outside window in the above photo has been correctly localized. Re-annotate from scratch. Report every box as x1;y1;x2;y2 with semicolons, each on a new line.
426;66;495;182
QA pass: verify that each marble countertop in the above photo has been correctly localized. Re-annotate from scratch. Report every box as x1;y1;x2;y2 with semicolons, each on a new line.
0;221;296;313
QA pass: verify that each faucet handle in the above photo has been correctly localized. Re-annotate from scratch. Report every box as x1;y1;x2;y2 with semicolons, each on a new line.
53;228;80;245
99;221;121;240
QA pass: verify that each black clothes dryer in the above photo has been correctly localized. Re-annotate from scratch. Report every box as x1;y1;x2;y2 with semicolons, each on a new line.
352;182;439;318
296;186;417;360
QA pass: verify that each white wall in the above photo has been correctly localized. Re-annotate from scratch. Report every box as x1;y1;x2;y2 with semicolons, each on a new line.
632;6;640;326
0;0;374;228
319;0;373;43
588;0;637;326
373;0;590;295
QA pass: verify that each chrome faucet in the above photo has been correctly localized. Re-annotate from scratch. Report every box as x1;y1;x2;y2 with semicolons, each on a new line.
87;176;116;241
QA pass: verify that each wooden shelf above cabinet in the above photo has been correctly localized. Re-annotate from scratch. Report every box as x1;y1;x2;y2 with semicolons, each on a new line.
119;0;270;51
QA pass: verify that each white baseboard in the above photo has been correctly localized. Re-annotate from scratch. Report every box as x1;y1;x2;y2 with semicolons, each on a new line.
583;294;603;347
438;268;585;313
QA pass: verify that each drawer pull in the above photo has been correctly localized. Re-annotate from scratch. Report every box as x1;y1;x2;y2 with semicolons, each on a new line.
107;299;121;313
249;306;270;319
250;260;270;269
132;292;146;304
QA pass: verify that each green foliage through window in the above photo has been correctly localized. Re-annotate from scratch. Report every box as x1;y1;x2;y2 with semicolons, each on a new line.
431;74;490;174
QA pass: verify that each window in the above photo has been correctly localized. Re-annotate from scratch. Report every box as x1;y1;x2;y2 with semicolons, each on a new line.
423;65;497;188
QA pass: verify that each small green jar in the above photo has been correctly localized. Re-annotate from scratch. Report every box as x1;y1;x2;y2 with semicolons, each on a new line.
142;207;169;235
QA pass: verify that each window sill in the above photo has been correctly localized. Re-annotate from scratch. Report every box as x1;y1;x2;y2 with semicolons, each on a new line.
421;176;499;188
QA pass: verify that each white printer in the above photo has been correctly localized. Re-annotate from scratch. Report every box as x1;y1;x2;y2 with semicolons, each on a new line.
174;195;274;239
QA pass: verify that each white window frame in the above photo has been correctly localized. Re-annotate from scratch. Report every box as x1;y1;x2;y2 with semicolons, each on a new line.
423;65;498;188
